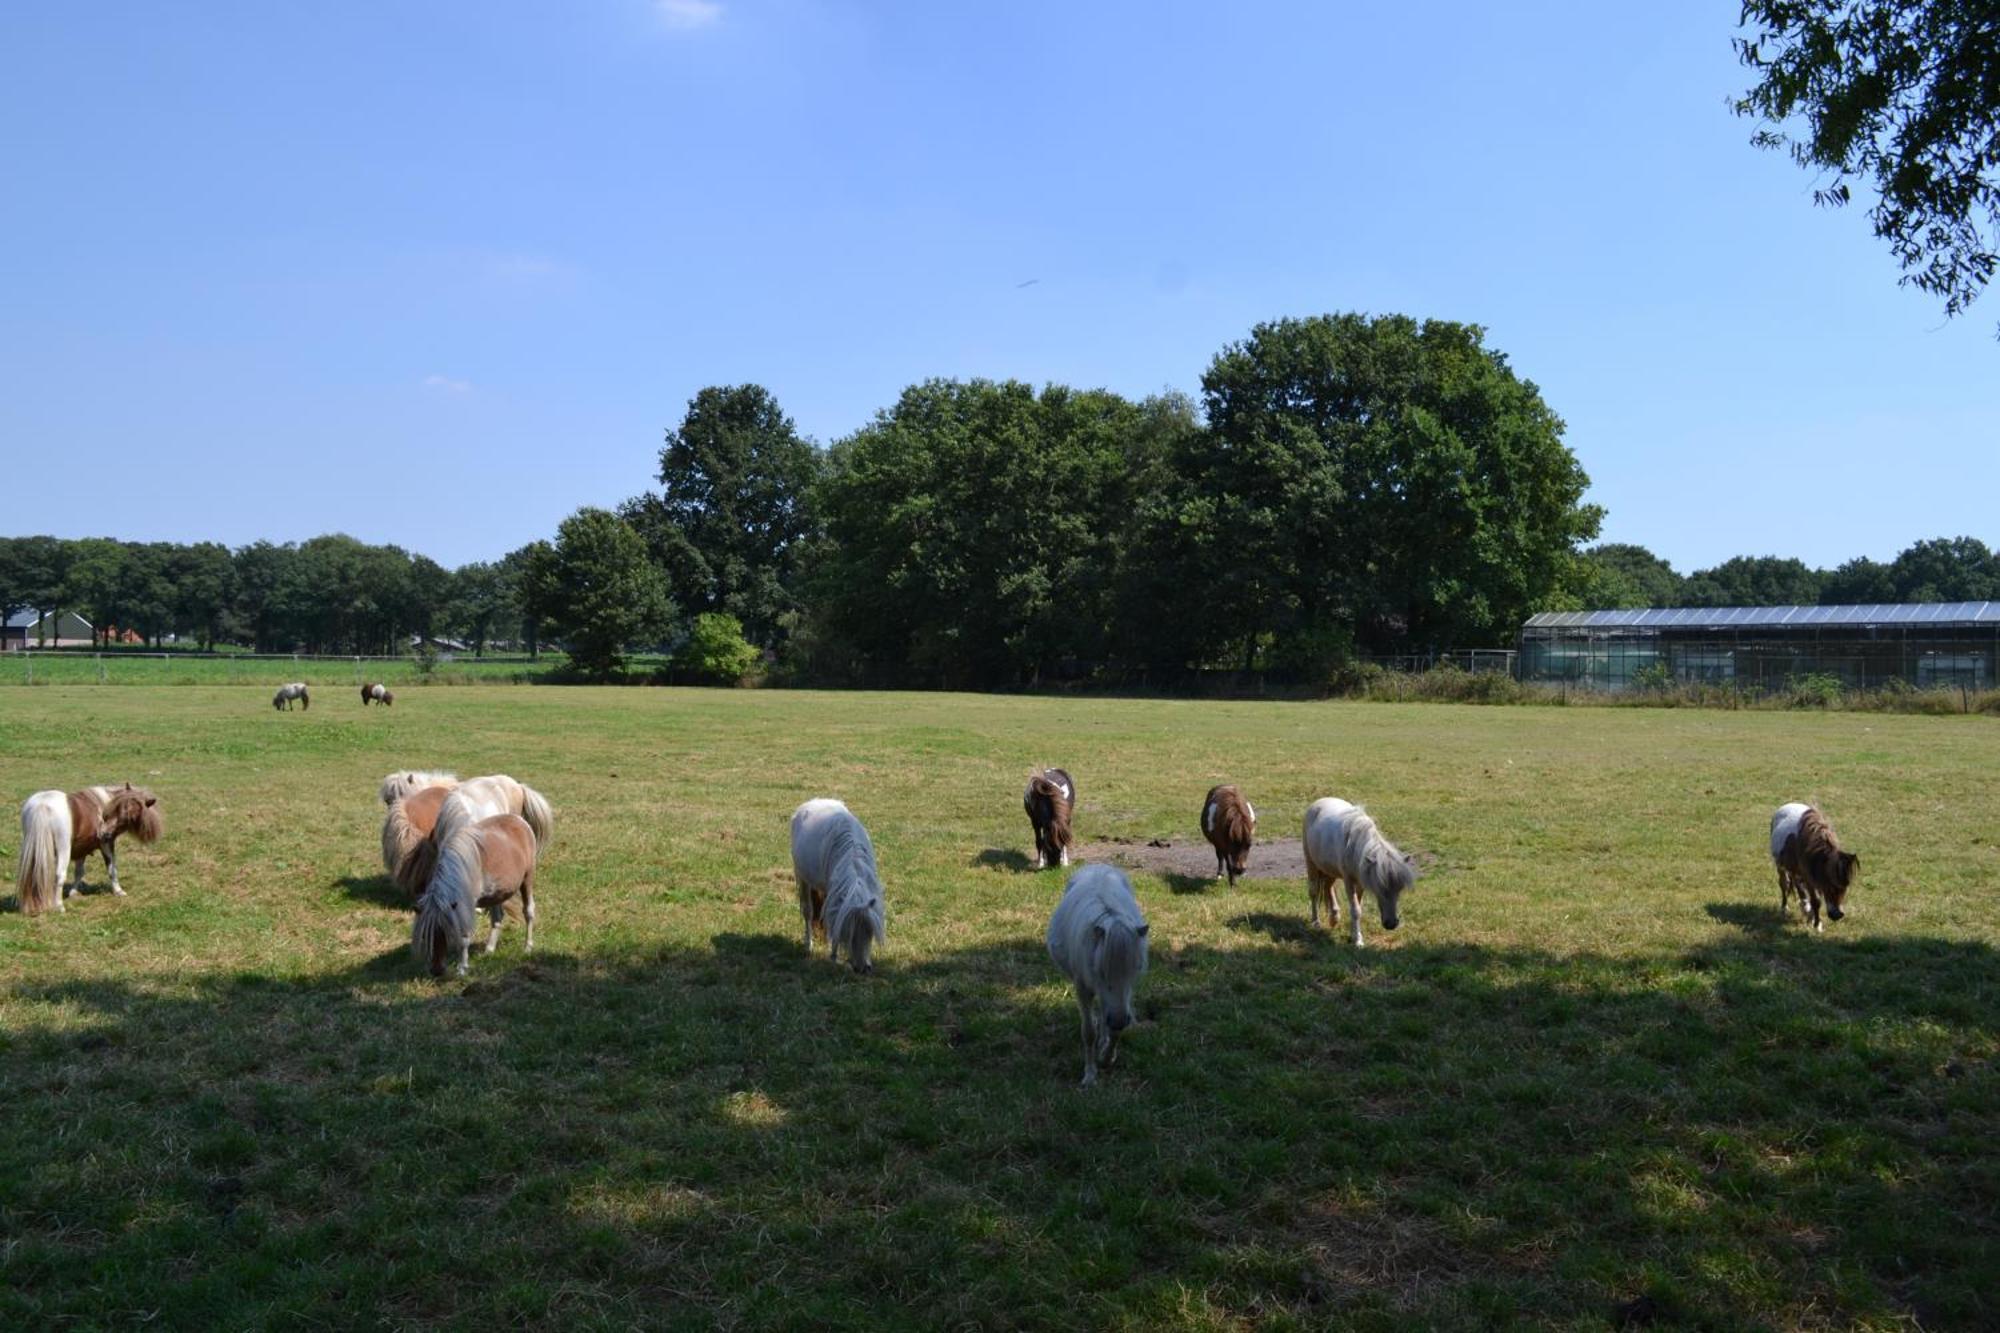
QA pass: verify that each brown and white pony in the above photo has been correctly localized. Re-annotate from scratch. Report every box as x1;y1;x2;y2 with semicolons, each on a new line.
361;682;393;706
384;784;455;895
411;813;538;977
399;775;554;895
273;682;309;710
15;783;164;914
1200;784;1256;885
1771;802;1859;931
1024;767;1076;870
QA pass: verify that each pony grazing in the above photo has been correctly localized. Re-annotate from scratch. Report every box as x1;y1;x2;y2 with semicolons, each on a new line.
789;798;887;974
1023;767;1076;870
383;783;454;891
361;682;393;706
15;783;164;915
398;774;555;896
1200;784;1256;885
1771;802;1859;931
1303;796;1418;948
272;682;310;710
411;812;538;977
1046;864;1151;1087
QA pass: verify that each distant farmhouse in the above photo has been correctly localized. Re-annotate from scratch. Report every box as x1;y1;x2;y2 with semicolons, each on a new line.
2;610;94;651
1521;602;2000;692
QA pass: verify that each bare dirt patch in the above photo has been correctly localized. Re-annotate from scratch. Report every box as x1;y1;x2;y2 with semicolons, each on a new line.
1074;836;1311;883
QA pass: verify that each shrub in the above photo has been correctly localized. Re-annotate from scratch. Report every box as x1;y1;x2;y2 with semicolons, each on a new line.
673;614;760;686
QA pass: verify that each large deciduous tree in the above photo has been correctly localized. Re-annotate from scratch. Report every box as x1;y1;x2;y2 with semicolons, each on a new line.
531;509;674;679
1681;555;1824;607
621;385;822;647
1189;313;1600;666
1735;1;2000;332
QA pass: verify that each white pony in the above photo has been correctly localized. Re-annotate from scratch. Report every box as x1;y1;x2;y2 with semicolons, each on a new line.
1046;864;1150;1087
378;770;459;807
1303;797;1418;947
272;682;309;710
789;798;886;974
411;812;538;977
401;774;554;892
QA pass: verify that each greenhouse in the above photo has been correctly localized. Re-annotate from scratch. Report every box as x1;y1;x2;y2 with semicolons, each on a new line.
1518;603;2000;692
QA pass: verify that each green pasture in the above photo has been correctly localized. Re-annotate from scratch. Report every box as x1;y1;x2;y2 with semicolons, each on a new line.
1;687;1995;1329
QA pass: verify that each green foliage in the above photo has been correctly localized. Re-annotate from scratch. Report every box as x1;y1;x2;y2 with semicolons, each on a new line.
813;379;1174;687
1188;313;1600;661
1787;671;1846;708
1629;662;1677;693
1681;554;1823;608
1735;0;2000;331
531;509;674;680
621;385;822;647
672;612;760;684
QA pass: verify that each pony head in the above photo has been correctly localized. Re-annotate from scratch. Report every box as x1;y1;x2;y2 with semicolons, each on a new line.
411;885;475;978
103;784;163;844
1092;918;1150;1032
1823;851;1859;921
831;893;885;975
1374;851;1419;931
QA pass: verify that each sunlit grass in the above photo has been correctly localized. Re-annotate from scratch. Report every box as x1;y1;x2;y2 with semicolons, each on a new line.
1;687;1995;1328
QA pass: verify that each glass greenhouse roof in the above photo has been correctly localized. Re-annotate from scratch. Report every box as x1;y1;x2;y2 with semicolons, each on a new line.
1524;603;2000;631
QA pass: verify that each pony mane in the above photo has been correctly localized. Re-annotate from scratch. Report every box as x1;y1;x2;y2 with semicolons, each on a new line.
379;770;459;806
1212;787;1253;847
410;823;483;965
1797;808;1855;887
1343;806;1414;897
1096;913;1149;987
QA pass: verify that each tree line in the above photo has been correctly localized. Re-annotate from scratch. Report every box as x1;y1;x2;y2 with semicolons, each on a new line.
6;310;1994;683
1571;538;2000;612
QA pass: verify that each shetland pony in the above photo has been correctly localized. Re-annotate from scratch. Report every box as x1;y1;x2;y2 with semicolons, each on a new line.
1046;864;1150;1087
410;813;538;977
361;682;393;706
1771;802;1859;931
1023;767;1076;870
399;774;555;895
789;798;887;974
15;784;164;915
272;682;309;710
1200;784;1256;885
1303;797;1418;947
379;770;459;806
383;783;453;890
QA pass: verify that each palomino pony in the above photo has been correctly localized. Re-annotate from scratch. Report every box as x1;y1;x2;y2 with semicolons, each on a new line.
411;813;538;977
1023;767;1076;870
1201;784;1256;885
1771;802;1859;931
1046;864;1150;1087
1303;796;1418;947
272;682;310;710
789;798;887;974
361;682;394;706
399;775;554;895
15;784;164;915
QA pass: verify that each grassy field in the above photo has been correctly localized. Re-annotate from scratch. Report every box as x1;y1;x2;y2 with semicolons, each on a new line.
1;687;1995;1330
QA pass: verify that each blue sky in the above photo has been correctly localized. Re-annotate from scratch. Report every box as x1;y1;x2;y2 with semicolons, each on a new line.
3;1;1993;573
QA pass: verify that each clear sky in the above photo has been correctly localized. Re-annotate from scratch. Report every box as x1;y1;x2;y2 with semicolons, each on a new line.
4;1;1993;574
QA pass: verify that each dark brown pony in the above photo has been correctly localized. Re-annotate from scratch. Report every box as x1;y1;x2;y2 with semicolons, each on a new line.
1024;767;1076;870
361;682;393;706
1772;802;1858;931
1201;784;1256;886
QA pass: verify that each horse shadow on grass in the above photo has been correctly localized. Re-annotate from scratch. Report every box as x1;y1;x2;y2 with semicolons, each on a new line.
334;873;406;909
6;920;1998;1329
970;847;1033;872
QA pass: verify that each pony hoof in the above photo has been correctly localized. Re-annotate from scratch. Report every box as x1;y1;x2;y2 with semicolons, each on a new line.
111;887;126;897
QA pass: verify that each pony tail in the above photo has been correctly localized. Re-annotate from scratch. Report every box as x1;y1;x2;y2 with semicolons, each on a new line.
518;785;554;851
15;795;71;916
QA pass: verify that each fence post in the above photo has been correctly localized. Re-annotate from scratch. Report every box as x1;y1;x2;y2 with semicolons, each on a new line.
97;653;106;684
